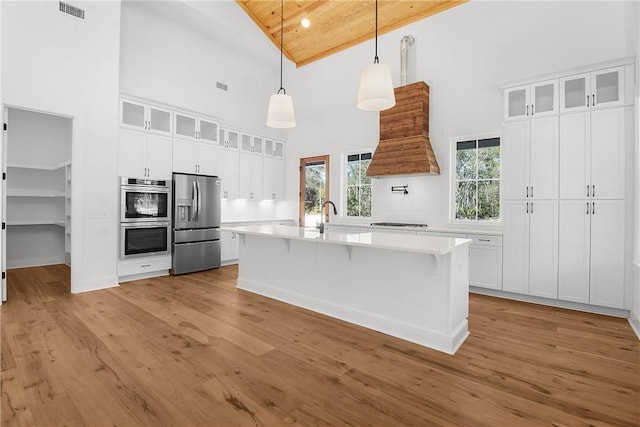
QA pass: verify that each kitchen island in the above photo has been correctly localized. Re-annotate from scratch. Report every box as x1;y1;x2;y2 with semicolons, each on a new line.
230;224;471;355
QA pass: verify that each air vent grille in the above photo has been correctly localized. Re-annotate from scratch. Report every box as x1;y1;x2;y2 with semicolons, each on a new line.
59;1;85;20
216;82;228;91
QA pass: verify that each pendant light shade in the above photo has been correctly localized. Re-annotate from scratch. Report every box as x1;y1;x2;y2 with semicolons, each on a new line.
357;0;395;111
267;0;296;128
267;93;296;128
357;63;395;111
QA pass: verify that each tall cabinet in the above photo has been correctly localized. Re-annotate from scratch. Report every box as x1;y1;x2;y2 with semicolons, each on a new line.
502;59;633;309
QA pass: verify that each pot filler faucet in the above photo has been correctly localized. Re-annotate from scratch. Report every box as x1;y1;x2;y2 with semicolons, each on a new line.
317;201;337;234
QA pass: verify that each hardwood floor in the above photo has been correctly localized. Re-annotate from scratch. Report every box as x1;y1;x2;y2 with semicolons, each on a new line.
1;264;639;426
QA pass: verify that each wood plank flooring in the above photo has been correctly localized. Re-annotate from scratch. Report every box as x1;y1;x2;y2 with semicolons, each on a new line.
2;264;639;426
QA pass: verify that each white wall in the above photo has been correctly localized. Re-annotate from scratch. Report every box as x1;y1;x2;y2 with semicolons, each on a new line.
1;0;122;293
283;1;630;227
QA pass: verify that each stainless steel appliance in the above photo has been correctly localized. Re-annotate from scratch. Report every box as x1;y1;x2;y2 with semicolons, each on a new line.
120;222;171;259
172;173;222;274
121;178;171;222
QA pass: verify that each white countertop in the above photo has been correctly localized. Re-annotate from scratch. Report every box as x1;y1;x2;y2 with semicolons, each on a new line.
226;225;471;255
328;222;503;236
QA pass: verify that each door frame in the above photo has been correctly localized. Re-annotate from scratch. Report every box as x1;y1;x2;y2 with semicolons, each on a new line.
299;155;330;227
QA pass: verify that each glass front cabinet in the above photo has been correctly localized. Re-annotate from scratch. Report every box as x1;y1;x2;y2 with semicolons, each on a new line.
559;66;624;113
504;79;558;121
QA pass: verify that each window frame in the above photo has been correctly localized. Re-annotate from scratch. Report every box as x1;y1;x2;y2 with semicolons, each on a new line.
343;149;373;220
449;132;502;225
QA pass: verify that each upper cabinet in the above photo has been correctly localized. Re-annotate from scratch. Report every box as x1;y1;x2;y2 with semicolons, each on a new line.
264;139;285;200
504;79;558;121
120;99;172;136
174;112;219;144
559;66;625;113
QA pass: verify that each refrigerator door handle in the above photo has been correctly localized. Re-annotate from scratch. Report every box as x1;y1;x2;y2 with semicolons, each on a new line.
191;180;198;221
197;181;202;219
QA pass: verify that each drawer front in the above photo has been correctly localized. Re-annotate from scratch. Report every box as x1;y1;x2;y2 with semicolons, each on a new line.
118;255;171;277
468;234;503;247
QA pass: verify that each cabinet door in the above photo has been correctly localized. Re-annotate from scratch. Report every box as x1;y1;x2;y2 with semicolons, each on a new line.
148;106;172;136
196;143;220;176
469;245;503;290
146;134;173;180
173;138;197;174
238;151;252;199
504;85;530;121
558;200;590;303
590;200;625;308
502;201;529;294
221;230;233;262
249;154;264;200
502;121;530;200
529;116;558;199
531;79;558;117
118;129;147;178
198;118;218;144
591;66;624;110
264;157;284;200
221;149;239;199
560;73;590;113
590;107;625;199
559;112;590;199
528;200;558;299
175;113;197;140
120;99;147;131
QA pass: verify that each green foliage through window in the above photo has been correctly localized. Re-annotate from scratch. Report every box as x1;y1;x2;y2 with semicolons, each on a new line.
346;152;372;217
455;137;500;221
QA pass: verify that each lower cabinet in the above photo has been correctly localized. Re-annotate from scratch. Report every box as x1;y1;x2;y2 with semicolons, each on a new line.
118;255;171;281
502;200;558;298
559;199;625;308
221;230;241;263
468;235;503;290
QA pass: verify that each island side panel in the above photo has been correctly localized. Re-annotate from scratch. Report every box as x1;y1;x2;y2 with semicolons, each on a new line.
447;243;470;353
237;234;317;309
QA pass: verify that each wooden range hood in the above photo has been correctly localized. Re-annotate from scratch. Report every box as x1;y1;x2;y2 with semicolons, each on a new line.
366;81;440;177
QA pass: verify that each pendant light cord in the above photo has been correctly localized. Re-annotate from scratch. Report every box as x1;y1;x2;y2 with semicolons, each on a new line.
374;0;379;64
278;0;286;94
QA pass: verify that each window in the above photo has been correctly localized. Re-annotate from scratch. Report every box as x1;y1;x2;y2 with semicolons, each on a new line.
346;152;372;217
454;136;500;221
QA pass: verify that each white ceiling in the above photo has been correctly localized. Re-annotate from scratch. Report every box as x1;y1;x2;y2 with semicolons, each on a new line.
123;0;282;67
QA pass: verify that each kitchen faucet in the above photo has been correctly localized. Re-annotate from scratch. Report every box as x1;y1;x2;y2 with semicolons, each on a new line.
317;201;337;234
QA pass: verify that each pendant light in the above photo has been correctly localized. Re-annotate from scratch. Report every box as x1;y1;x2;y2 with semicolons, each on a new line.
357;0;395;111
267;0;296;128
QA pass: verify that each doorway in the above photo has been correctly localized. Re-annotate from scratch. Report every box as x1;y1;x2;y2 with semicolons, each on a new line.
299;155;330;227
2;107;73;301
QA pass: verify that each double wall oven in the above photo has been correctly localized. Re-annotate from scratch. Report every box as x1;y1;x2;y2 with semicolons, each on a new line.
120;178;171;259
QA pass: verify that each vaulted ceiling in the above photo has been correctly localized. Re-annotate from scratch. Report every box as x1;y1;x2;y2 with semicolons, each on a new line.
236;0;467;67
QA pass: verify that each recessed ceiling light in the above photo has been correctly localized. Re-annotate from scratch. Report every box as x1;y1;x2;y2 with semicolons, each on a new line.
301;18;310;28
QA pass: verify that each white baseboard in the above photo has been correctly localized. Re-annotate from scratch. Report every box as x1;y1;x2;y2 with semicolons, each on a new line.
72;276;119;293
118;270;169;283
470;287;629;318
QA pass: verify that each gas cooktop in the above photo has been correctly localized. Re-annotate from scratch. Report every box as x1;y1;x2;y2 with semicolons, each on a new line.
370;222;429;228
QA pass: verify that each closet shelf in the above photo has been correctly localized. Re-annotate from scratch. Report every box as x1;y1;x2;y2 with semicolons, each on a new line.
7;189;65;197
7;219;65;227
7;160;71;171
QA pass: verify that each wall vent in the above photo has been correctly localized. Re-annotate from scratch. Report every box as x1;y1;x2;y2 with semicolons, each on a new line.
216;82;228;91
59;1;85;20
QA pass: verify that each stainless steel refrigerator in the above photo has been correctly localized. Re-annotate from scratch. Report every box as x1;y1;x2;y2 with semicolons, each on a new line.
172;173;221;275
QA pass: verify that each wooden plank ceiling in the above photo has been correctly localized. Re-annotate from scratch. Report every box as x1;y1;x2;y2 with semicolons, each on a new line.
236;0;467;67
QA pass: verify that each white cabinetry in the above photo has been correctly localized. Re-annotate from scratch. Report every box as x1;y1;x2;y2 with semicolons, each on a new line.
559;108;625;200
174;112;219;144
467;235;502;290
118;128;172;180
239;133;264;200
263;139;285;200
504;79;558;121
559;198;625;308
559;66;625;113
120;99;172;136
221;228;243;264
502;116;558;200
219;128;240;199
502;200;558;298
173;137;220;175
